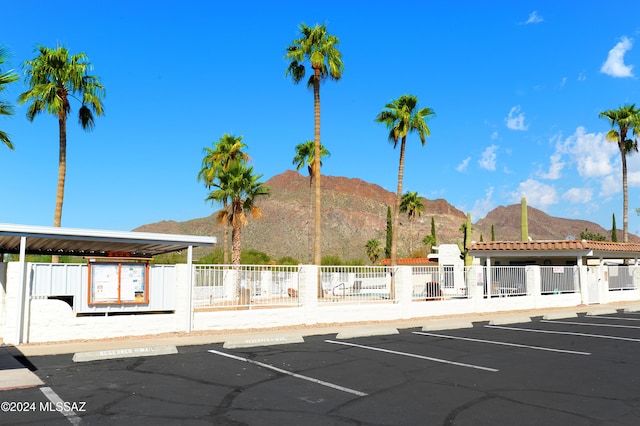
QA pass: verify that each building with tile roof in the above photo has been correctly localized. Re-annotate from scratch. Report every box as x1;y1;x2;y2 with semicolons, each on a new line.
468;240;640;266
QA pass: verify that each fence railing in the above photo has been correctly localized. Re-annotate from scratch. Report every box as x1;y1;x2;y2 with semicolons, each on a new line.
487;266;527;297
191;263;639;309
411;266;469;301
193;264;301;309
607;265;638;291
540;266;579;294
319;265;394;304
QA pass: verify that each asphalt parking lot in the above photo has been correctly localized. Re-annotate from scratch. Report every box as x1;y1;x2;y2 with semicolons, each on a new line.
3;311;640;425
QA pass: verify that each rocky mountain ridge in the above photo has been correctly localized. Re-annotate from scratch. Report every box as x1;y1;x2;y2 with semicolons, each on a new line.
135;170;630;261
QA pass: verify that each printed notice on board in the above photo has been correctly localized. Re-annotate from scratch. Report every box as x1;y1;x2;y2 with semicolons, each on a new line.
92;264;119;302
120;264;146;302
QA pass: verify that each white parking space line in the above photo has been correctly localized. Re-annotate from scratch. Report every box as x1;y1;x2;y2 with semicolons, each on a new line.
588;315;640;322
486;325;640;342
324;340;499;372
541;320;640;329
412;331;591;355
207;349;368;397
40;387;82;425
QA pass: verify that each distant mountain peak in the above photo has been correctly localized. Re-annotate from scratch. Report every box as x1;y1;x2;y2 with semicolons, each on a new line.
135;171;634;261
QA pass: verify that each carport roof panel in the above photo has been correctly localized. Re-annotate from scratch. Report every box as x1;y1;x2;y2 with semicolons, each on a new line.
0;223;217;257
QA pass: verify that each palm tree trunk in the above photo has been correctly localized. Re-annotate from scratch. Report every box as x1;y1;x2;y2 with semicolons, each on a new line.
313;67;323;297
231;223;241;265
622;151;629;242
308;176;313;263
223;225;230;264
409;218;414;256
52;112;67;264
232;221;247;304
390;136;407;298
223;199;230;264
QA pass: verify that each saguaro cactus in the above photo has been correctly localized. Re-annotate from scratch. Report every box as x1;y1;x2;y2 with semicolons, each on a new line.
457;212;473;266
521;197;529;242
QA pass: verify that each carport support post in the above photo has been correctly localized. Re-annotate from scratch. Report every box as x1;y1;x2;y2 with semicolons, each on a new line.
15;236;27;344
187;245;194;333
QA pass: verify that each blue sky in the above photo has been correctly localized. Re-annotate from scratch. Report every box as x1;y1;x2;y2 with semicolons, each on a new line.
2;1;640;235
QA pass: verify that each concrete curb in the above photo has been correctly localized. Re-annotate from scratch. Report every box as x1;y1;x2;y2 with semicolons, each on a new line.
73;345;178;362
586;309;618;316
0;368;44;391
0;347;45;390
422;320;474;331
335;326;399;340
488;316;532;326
223;335;304;349
542;313;578;320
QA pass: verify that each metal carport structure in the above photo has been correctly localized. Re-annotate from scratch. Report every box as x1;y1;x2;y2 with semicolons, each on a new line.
0;223;217;343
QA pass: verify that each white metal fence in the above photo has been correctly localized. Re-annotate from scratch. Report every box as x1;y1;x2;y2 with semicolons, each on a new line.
607;265;638;291
411;266;469;300
193;264;301;309
319;265;394;303
190;263;640;309
540;266;579;294
486;266;528;297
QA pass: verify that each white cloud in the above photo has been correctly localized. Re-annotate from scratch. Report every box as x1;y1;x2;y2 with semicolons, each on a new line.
629;170;640;186
557;127;617;178
537;152;564;180
471;187;496;221
601;36;634;78
578;72;587;81
524;11;543;25
478;145;498;171
511;179;558;209
505;106;529;131
599;174;619;197
456;156;471;172
491;131;499;140
562;187;593;203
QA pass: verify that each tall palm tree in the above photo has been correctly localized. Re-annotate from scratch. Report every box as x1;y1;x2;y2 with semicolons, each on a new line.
0;46;19;150
599;105;640;242
18;45;105;233
206;161;270;266
376;94;435;278
199;134;250;263
285;23;344;270
293;140;330;263
400;191;425;256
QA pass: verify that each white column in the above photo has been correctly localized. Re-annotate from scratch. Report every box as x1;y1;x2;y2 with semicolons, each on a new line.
186;245;194;333
299;264;318;325
484;257;492;298
527;265;541;308
577;255;588;305
396;266;413;318
15;236;27;344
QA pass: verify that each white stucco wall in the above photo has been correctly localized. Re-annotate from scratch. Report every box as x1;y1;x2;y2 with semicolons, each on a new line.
1;262;639;344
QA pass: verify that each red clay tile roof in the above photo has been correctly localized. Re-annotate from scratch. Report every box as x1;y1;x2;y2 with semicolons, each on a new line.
379;257;437;265
468;240;640;252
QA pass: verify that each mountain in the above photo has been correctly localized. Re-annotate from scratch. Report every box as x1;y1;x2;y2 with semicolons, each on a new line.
473;204;629;242
134;170;630;262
